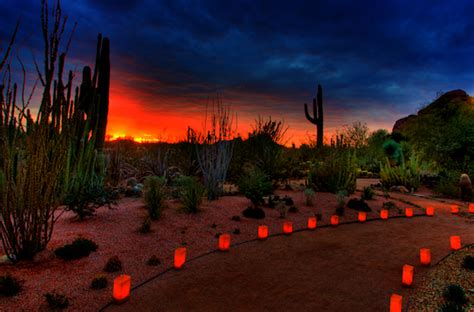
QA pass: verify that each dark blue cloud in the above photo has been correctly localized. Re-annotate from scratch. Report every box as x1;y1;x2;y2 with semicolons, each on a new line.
2;0;474;134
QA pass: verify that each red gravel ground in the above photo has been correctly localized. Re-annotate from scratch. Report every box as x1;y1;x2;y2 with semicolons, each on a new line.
0;183;472;311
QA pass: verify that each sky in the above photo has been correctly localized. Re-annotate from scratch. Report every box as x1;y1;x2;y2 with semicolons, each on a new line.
1;0;474;145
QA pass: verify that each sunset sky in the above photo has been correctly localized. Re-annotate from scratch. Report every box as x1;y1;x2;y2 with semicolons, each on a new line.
2;0;474;145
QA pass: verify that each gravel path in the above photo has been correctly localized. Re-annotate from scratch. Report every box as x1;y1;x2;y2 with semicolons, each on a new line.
106;203;474;312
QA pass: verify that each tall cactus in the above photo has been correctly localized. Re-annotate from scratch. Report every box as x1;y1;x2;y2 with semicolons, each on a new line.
63;34;111;219
304;84;324;148
95;36;110;151
76;34;109;151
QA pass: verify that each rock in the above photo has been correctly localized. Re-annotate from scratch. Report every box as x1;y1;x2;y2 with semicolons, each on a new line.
392;114;417;133
389;185;410;193
392;89;471;133
0;254;12;264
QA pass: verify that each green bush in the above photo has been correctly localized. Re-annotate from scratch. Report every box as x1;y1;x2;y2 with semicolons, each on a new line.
383;139;403;164
435;170;460;198
139;217;152;234
63;176;114;220
0;274;22;297
242;206;266;219
462;256;474;271
336;190;347;209
443;284;468;306
347;198;371;212
144;176;166;220
90;274;108;290
104;256;122;272
335;190;347;216
304;188;315;206
308;150;357;194
55;238;98;260
176;176;206;213
382;201;398;210
439;301;466;312
380;156;421;191
45;292;69;310
361;186;374;200
147;255;161;266
238;168;273;208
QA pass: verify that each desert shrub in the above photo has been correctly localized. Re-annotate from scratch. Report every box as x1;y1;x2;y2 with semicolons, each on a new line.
63;179;114;220
0;274;22;297
443;284;468;306
463;256;474;271
382;201;398;210
336;191;347;210
231;215;241;221
176;176;206;213
439;301;466;312
304;188;315;206
45;292;69;310
383;139;403;165
288;206;298;213
435;170;461;198
90;274;108;290
147;255;161;266
233;228;241;235
335;190;347;216
357;129;390;173
104;256;122;272
283;196;294;206
238;168;273;208
308;150;357;194
268;195;280;208
144;176;166;220
139;217;152;234
380;156;421;191
242;207;266;219
361;186;374;200
55;238;98;260
347;198;371;212
245;117;288;181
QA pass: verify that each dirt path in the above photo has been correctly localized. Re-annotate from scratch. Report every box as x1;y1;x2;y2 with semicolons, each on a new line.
106;204;473;312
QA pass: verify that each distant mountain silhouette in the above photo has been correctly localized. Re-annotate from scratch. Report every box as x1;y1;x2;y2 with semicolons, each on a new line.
393;89;471;133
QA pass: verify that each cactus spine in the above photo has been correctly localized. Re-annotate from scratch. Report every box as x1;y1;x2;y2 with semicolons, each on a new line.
304;84;324;148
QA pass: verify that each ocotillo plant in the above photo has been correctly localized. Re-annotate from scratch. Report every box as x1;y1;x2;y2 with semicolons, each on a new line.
304;84;324;148
0;0;112;261
195;95;234;200
0;1;78;261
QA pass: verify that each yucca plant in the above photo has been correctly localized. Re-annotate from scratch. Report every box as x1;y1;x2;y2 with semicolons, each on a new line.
144;176;166;219
177;176;206;213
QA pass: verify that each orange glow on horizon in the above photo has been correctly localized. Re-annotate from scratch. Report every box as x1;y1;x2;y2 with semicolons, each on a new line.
105;80;390;147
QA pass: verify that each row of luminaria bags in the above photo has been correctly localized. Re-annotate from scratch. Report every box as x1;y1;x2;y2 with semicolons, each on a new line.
112;204;474;309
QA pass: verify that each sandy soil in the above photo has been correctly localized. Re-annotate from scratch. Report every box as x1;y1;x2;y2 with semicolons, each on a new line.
0;182;472;311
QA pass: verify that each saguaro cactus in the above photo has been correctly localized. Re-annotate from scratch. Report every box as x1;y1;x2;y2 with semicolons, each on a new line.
77;34;109;151
304;84;324;148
